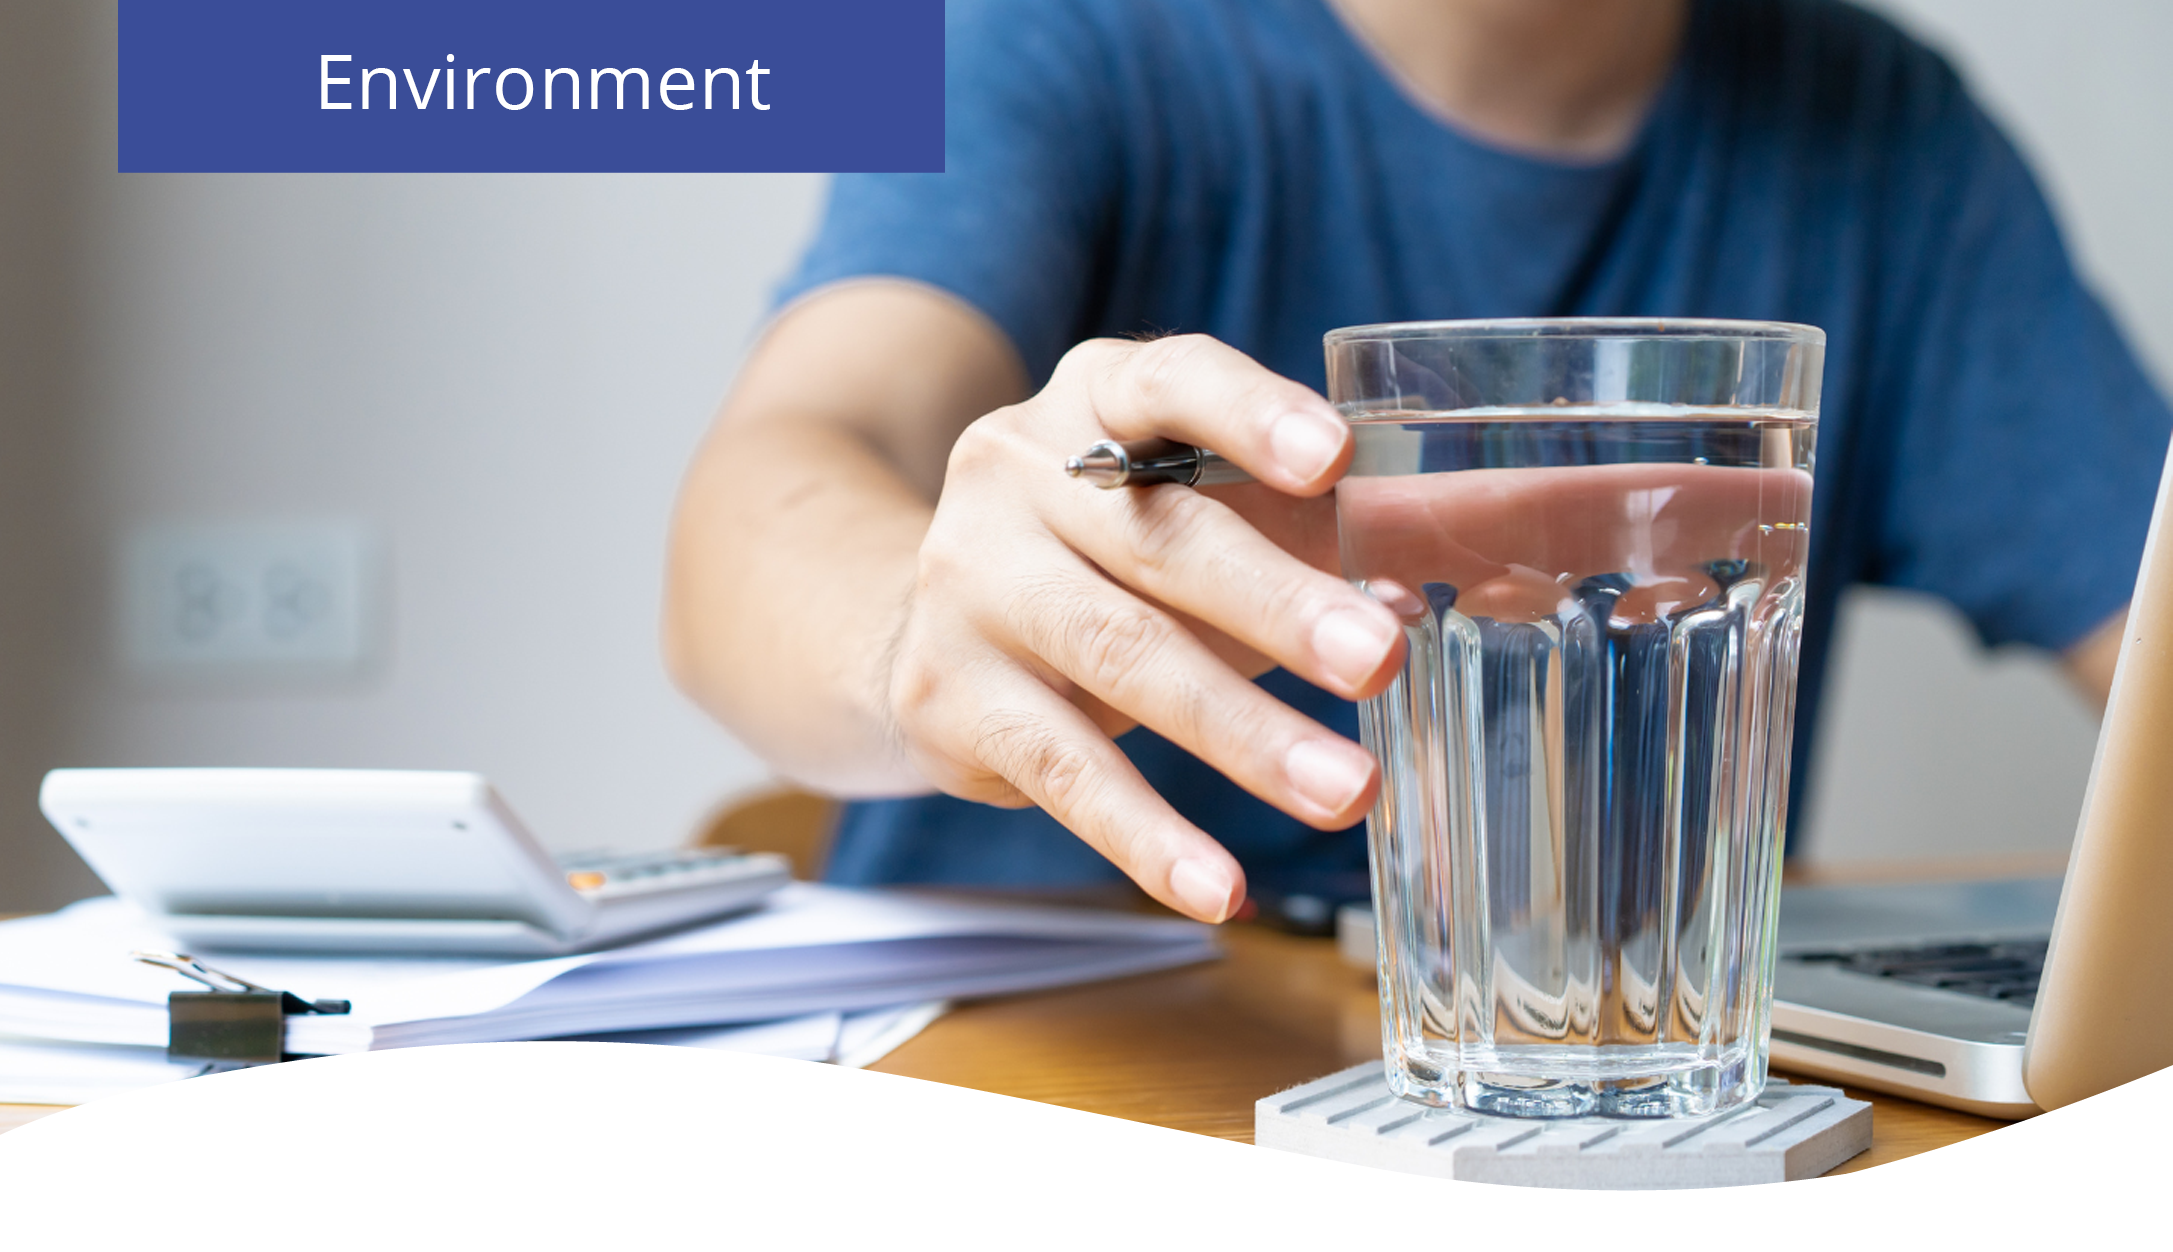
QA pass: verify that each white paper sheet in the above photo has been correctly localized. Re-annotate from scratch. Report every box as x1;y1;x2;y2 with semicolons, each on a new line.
832;1000;949;1069
0;887;1210;1055
0;1037;206;1106
572;1000;948;1066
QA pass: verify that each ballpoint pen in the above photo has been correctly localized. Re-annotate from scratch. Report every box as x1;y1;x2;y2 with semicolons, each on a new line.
1062;438;1254;488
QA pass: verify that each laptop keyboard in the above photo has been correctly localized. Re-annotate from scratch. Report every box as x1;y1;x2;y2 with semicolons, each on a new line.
1790;938;2049;1009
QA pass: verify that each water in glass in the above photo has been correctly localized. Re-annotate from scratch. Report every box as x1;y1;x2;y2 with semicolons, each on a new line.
1340;406;1815;1118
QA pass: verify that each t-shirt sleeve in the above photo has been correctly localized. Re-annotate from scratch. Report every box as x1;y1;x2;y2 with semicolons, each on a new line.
1868;74;2173;652
771;0;1120;384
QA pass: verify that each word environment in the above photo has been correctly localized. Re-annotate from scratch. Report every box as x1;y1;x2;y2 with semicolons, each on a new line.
320;54;773;112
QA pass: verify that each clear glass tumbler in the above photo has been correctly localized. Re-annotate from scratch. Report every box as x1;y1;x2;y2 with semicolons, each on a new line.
1330;319;1824;1118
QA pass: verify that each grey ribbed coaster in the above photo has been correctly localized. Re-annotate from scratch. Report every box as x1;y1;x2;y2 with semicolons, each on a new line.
1256;1063;1870;1188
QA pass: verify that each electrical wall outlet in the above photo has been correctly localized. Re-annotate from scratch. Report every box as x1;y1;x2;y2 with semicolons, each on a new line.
121;520;381;676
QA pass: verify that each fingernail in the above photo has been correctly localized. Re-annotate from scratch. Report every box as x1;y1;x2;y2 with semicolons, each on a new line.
1169;857;1240;922
1285;738;1374;817
1268;409;1346;483
1313;606;1397;690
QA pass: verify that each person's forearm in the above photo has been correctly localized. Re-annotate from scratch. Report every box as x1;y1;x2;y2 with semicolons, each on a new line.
665;417;935;794
666;282;1031;795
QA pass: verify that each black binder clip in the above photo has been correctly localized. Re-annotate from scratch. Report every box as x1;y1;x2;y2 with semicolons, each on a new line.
132;950;352;1068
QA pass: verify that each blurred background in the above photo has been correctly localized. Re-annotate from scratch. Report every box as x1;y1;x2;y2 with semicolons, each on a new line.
2;1;2169;912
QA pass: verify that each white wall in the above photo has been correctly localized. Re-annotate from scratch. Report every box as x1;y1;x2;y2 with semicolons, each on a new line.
3;1;2170;909
63;171;823;856
1802;0;2173;868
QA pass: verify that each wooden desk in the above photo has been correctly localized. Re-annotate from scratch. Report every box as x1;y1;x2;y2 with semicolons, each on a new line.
0;921;2009;1170
869;922;2008;1173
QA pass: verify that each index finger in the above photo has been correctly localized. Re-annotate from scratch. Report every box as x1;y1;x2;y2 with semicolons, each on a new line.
1055;335;1351;497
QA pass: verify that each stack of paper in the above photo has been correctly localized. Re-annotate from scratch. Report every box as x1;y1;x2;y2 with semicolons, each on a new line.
0;1002;950;1106
0;884;1215;1103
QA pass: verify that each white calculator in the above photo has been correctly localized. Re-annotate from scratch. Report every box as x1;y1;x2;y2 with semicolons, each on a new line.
40;769;792;956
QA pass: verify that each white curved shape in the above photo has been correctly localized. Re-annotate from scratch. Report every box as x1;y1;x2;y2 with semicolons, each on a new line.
0;1042;2162;1246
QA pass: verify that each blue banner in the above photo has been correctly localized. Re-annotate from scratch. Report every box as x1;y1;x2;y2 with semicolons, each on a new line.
119;1;944;173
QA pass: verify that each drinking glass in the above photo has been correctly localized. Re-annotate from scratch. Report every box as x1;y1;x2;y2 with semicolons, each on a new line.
1330;319;1824;1118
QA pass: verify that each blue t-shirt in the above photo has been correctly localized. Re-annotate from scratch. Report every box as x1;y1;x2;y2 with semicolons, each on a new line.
774;0;2172;892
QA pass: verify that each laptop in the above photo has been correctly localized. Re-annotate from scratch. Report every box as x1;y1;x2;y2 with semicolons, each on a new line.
1768;433;2173;1118
39;769;793;956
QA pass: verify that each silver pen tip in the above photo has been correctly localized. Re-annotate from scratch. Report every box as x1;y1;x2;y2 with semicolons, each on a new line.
1064;446;1127;486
